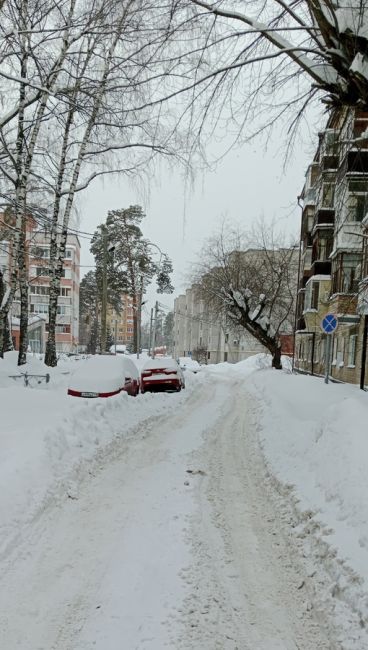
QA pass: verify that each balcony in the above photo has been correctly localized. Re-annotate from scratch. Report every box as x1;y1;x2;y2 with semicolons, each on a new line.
302;247;312;271
321;154;338;171
311;260;332;275
334;222;363;251
329;293;358;315
313;208;335;230
338;150;368;181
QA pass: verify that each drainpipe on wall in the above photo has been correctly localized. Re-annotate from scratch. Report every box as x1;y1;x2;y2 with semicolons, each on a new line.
360;315;368;390
292;196;304;373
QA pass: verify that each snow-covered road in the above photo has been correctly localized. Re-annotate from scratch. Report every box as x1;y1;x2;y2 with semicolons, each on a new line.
1;373;336;649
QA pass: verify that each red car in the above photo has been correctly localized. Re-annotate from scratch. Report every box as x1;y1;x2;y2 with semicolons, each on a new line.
140;358;185;393
68;355;139;398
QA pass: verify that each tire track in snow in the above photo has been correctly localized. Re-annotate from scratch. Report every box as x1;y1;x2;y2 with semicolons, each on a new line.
0;376;230;650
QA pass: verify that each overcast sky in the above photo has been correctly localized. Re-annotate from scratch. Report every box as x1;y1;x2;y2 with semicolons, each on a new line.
78;123;316;320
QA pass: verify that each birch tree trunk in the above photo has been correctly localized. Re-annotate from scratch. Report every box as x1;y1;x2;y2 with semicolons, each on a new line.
45;24;127;366
13;2;29;366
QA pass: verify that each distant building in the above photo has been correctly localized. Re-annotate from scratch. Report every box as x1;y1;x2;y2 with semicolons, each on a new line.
106;294;135;347
173;284;267;364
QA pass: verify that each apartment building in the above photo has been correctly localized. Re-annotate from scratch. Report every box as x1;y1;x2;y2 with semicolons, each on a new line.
0;213;80;353
295;107;368;386
173;285;266;364
106;294;135;347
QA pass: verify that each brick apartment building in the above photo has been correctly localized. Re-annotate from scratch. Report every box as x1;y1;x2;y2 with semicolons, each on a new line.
295;107;368;386
0;214;80;353
107;294;135;348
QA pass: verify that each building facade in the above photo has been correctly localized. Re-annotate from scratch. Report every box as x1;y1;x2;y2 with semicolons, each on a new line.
295;107;368;386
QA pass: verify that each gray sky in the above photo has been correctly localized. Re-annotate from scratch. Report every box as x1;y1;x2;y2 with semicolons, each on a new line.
78;127;314;319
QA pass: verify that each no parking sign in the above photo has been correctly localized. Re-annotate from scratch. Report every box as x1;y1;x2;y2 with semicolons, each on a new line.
321;313;338;383
321;313;338;334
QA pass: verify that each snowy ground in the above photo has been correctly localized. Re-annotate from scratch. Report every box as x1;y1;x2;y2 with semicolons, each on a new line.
0;352;368;648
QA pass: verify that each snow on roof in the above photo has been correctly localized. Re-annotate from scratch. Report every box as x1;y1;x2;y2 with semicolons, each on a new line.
305;274;331;286
142;357;178;371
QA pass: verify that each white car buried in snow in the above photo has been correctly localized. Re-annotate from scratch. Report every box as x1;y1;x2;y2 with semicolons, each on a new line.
68;355;139;398
178;357;201;373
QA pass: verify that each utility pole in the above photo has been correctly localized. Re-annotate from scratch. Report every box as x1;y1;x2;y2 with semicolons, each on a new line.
148;307;153;357
152;300;159;358
136;275;144;360
100;224;108;353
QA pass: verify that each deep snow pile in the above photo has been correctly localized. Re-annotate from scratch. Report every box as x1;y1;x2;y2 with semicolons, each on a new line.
0;358;196;558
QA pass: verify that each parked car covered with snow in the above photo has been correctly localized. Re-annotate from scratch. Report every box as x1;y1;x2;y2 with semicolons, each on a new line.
68;355;139;398
178;357;201;373
140;358;185;393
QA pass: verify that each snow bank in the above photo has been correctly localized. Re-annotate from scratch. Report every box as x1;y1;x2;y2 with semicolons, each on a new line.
0;372;197;558
0;356;21;388
200;352;273;376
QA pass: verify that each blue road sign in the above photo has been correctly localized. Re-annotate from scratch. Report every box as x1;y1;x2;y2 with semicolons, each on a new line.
321;313;338;334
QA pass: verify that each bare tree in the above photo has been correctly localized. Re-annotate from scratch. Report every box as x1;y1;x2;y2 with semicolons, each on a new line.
192;221;298;368
0;0;184;366
158;0;368;151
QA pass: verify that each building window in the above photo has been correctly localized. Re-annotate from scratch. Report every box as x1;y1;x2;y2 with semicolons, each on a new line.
347;179;368;222
305;279;320;310
30;303;48;314
313;236;333;262
332;253;361;293
348;334;357;366
31;246;49;259
64;249;72;258
321;181;334;208
207;351;211;360
30;285;49;295
337;337;345;367
35;267;66;278
55;324;70;333
311;283;319;309
60;287;71;297
332;335;338;365
35;266;50;277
